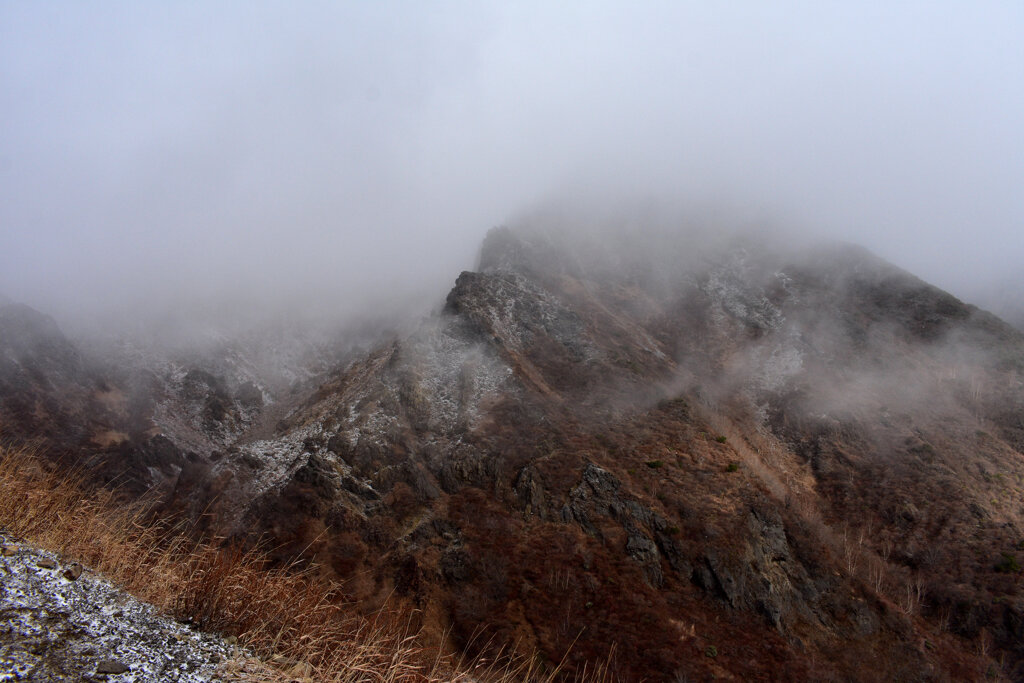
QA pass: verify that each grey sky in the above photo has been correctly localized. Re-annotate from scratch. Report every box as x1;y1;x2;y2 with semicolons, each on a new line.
2;2;1022;328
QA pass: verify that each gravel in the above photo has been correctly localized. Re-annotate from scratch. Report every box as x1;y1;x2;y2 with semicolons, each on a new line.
0;532;246;682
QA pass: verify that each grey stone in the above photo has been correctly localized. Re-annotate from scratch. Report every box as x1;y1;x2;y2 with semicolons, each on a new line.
96;659;130;674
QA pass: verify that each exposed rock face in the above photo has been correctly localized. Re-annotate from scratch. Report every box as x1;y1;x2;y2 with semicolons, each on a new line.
6;223;1024;680
559;464;678;587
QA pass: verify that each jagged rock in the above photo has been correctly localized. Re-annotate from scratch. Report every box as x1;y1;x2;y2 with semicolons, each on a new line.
36;557;57;569
625;533;663;586
96;659;130;674
513;465;546;518
560;463;621;532
63;563;83;581
690;508;821;633
438;452;500;494
652;523;691;576
340;474;379;501
699;550;741;607
560;464;675;587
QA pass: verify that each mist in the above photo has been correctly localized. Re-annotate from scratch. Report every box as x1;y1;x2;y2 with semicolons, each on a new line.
2;2;1022;337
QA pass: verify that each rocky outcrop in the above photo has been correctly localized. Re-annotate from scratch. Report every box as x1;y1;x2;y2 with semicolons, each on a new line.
559;463;683;587
692;507;821;632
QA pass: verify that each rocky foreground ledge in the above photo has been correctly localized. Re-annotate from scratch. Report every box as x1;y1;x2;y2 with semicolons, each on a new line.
0;532;250;682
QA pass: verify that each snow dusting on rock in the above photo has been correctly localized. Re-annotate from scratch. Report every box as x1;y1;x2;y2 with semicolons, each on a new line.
0;533;244;682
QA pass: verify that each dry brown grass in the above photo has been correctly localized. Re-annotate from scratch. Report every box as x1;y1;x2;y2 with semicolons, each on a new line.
0;445;609;682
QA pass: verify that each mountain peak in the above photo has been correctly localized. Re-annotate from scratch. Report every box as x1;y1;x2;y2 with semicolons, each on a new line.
6;223;1024;679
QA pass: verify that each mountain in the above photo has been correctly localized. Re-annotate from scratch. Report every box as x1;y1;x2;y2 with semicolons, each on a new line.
4;224;1024;680
0;302;113;454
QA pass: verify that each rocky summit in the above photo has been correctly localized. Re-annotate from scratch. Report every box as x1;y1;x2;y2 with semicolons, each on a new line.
3;222;1024;680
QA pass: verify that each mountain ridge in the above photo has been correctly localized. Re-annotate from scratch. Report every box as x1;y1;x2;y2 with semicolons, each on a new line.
3;224;1023;680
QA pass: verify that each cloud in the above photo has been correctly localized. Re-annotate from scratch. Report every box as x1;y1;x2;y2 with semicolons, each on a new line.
1;2;1021;332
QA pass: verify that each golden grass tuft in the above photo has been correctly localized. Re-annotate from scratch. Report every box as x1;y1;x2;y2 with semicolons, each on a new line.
0;445;611;682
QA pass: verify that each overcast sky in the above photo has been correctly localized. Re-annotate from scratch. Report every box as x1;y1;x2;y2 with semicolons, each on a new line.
2;2;1022;329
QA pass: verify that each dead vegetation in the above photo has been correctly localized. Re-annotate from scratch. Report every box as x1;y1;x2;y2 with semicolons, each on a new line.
0;444;610;682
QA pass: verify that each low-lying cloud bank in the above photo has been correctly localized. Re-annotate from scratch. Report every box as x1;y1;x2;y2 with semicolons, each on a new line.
2;3;1021;336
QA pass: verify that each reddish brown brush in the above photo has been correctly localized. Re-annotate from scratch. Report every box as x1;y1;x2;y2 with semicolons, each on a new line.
0;445;612;682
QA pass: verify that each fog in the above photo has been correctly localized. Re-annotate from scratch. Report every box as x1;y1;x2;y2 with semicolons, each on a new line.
2;2;1022;336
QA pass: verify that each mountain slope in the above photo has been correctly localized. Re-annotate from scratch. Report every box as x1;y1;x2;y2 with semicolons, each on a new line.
5;224;1024;680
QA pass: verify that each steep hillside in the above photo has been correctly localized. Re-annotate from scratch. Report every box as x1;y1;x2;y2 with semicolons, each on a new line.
0;302;371;496
0;303;98;448
5;224;1024;680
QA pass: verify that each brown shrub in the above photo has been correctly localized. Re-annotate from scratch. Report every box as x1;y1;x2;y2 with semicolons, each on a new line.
0;445;613;682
